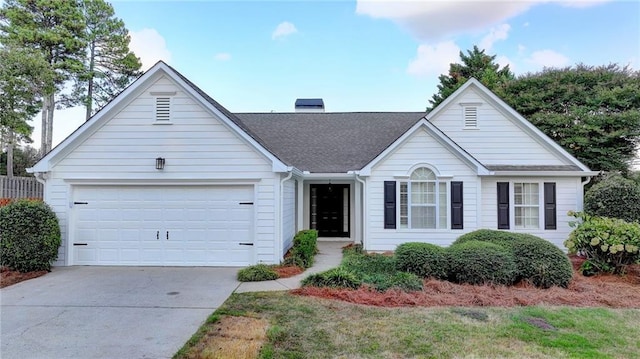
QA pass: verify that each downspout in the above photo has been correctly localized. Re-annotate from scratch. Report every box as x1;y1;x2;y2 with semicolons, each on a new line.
579;176;593;211
278;168;294;262
354;171;366;248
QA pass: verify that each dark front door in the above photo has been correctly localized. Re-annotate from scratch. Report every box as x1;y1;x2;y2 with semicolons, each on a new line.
310;184;349;237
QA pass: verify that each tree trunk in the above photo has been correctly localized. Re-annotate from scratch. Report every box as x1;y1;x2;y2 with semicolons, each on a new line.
86;41;96;121
46;93;54;153
40;96;49;154
6;133;14;178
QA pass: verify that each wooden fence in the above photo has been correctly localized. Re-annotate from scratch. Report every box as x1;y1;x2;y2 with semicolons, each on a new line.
0;175;44;200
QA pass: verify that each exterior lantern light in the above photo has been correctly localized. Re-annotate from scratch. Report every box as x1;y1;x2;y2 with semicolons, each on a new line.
155;157;165;170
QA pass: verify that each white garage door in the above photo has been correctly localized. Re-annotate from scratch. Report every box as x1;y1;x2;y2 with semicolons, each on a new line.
72;185;254;266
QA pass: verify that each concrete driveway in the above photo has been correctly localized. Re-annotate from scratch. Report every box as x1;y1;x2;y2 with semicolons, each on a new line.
1;266;240;359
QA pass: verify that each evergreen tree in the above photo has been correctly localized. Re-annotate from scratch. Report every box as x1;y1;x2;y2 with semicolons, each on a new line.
0;0;87;154
0;45;52;176
500;64;640;172
428;45;514;110
63;0;142;120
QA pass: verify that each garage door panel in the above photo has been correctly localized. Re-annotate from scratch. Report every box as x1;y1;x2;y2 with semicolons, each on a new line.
73;185;254;266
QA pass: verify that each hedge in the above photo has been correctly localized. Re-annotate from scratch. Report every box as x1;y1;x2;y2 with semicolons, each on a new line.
446;241;517;285
394;242;448;279
0;200;61;272
584;174;640;222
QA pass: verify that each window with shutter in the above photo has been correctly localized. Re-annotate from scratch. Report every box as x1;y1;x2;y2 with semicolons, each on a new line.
451;181;463;229
544;182;557;230
384;181;396;229
497;182;510;229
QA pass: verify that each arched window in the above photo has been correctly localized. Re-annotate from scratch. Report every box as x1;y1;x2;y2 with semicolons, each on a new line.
399;167;448;229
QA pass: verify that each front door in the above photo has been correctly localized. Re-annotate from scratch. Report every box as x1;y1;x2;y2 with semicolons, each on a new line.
310;184;349;237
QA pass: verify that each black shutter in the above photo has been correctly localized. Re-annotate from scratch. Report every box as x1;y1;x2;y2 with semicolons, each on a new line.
497;182;510;229
544;182;557;230
384;181;396;229
451;181;463;229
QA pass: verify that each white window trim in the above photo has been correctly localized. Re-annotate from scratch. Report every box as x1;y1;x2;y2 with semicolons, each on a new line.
510;181;544;230
397;175;450;231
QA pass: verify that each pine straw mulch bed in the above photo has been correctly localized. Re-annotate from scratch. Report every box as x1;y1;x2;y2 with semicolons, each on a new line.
0;266;48;288
292;256;640;308
272;265;304;278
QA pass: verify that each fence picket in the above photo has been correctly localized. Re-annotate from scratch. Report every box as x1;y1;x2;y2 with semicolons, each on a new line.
0;176;44;200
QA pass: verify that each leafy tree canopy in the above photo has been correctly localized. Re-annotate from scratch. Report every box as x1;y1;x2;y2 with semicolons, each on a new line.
500;64;640;172
428;45;514;110
0;145;39;176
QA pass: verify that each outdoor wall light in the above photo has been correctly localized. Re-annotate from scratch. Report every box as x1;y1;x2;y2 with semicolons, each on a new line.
155;157;165;170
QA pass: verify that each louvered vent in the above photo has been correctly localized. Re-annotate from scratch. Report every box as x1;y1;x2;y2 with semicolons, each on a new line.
156;97;171;121
464;106;477;128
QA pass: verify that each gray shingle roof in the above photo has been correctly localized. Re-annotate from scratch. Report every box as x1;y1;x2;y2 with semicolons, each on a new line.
485;165;583;171
236;112;426;173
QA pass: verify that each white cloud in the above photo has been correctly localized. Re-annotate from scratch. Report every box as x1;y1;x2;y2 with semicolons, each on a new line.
496;55;516;73
526;49;570;68
479;24;510;52
407;41;460;77
272;21;298;40
356;0;611;41
214;53;231;61
129;28;172;70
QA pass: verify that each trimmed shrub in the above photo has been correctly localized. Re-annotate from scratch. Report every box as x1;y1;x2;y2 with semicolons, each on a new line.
566;211;640;274
290;229;318;268
453;230;573;288
237;264;279;282
452;229;515;246
0;200;61;272
446;241;517;285
395;242;448;279
365;271;423;292
342;252;397;276
584;174;640;222
506;234;573;288
301;267;361;289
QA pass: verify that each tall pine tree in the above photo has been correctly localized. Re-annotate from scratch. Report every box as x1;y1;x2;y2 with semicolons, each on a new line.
428;45;514;110
64;0;142;120
0;0;87;154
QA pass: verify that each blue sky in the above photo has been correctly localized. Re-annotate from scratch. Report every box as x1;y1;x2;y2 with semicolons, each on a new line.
29;0;640;147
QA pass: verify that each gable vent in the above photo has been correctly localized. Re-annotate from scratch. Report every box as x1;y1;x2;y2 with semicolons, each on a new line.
156;97;171;121
464;106;478;128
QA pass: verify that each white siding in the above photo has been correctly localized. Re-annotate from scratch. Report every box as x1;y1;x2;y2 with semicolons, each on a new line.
47;75;280;265
367;128;480;250
282;178;296;255
480;177;583;250
430;88;568;166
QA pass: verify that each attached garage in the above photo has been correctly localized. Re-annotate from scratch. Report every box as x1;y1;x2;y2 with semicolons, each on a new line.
71;185;255;266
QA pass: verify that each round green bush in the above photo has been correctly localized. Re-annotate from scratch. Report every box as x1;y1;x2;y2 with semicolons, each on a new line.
452;229;515;246
237;264;279;282
301;267;361;289
506;234;573;288
0;200;61;272
395;242;447;279
446;241;517;285
584;174;640;222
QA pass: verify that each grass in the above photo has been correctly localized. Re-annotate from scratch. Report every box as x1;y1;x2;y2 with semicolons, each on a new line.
174;291;640;359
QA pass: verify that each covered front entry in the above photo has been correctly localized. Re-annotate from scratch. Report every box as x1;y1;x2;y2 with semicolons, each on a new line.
310;184;350;237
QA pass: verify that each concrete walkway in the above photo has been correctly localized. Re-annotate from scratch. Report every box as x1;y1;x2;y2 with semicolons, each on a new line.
235;241;348;293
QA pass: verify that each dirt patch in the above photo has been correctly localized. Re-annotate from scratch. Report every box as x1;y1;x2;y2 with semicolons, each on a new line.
293;258;640;308
272;265;303;278
0;267;47;288
183;316;268;359
524;317;557;331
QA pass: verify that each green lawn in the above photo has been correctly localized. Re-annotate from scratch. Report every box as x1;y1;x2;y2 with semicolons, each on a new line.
175;291;640;359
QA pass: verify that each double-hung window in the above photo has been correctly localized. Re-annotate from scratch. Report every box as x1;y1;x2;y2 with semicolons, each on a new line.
399;167;447;229
514;183;539;229
497;181;556;230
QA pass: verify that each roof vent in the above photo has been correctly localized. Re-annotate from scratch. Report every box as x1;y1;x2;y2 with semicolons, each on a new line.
295;98;324;113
